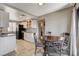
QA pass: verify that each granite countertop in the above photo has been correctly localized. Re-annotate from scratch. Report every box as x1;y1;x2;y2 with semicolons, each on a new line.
0;33;16;37
22;31;35;33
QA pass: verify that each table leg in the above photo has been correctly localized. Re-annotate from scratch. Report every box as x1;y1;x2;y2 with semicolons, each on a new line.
43;46;47;56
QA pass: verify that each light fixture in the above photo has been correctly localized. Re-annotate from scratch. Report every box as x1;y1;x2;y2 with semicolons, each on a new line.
38;3;43;6
20;14;25;18
59;37;64;40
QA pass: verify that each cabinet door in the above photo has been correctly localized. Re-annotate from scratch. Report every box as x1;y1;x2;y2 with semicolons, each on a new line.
0;16;1;26
0;11;9;27
0;38;6;55
0;13;2;27
1;12;9;27
0;36;16;55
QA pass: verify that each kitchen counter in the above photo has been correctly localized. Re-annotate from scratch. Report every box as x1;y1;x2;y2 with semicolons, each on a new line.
0;34;16;37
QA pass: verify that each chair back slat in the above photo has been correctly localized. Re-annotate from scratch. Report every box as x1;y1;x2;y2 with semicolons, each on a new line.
33;33;37;45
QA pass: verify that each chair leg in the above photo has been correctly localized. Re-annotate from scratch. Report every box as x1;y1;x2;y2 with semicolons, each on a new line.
43;46;47;56
35;47;37;55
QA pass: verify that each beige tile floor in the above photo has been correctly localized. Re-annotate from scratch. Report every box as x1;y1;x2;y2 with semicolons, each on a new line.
5;39;43;56
16;39;35;56
4;39;68;56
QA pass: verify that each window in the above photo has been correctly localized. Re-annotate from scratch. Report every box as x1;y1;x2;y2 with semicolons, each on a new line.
8;22;17;32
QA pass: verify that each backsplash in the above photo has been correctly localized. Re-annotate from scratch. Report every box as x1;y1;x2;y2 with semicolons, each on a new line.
0;28;8;33
0;28;3;33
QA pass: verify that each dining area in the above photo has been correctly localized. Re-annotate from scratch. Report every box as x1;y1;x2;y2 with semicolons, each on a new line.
33;32;70;56
20;18;71;56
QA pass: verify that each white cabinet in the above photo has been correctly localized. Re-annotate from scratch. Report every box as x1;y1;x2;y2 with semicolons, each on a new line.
24;32;34;42
0;35;16;55
0;11;9;27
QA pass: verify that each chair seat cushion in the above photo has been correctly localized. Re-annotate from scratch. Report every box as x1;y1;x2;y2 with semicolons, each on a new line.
36;43;44;47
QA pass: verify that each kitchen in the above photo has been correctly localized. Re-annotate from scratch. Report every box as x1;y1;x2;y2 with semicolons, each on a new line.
0;10;16;55
0;4;38;56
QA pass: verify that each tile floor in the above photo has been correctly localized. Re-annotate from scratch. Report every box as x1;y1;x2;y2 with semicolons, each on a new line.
4;39;44;56
16;39;35;56
4;39;69;56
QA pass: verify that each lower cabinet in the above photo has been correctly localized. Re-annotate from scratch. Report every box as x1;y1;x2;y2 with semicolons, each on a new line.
24;32;34;43
0;35;16;55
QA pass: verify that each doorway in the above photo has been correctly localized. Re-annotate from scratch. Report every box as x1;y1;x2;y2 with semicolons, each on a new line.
38;18;45;43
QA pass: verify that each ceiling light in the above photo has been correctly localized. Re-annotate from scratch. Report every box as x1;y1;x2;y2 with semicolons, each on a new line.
38;3;43;6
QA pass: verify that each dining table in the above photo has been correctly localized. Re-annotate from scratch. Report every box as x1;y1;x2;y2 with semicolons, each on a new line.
43;35;62;56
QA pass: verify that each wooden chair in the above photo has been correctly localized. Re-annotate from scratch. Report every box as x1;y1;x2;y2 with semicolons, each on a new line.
33;33;44;55
60;36;70;55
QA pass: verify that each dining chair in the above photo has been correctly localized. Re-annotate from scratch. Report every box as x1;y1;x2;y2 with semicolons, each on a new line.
33;33;44;55
54;35;70;56
46;35;70;56
46;36;65;56
60;36;70;55
47;40;61;56
45;36;61;56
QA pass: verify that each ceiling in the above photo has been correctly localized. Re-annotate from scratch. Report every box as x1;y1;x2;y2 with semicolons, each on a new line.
4;3;73;17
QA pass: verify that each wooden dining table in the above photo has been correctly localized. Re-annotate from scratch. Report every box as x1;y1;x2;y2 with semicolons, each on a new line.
43;35;61;56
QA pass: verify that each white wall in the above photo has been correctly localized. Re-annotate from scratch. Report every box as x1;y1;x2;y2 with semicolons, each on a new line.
43;8;72;36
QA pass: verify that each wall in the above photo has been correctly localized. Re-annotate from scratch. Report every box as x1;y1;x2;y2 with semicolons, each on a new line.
43;8;72;36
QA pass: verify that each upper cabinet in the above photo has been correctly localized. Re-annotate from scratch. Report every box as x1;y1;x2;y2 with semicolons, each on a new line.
20;20;38;28
0;11;9;27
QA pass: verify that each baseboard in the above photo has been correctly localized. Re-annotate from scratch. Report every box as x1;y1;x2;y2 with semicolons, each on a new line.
3;50;16;56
